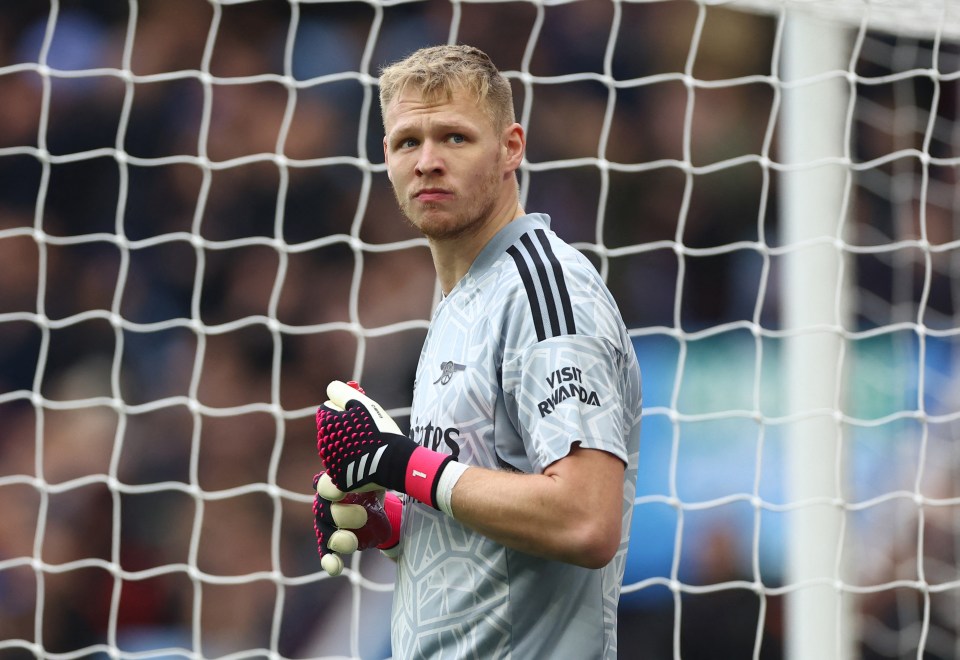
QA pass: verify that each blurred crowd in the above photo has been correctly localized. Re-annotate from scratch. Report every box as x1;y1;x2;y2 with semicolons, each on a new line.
0;0;957;658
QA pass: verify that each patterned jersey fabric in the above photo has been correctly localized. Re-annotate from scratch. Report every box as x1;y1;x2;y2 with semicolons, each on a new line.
392;213;642;660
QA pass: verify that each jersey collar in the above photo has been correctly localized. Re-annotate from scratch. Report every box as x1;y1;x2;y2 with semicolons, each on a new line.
468;212;551;278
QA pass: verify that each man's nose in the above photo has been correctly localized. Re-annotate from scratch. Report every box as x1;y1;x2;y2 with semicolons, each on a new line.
415;141;443;176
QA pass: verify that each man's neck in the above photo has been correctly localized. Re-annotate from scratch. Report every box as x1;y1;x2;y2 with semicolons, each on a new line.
431;202;525;295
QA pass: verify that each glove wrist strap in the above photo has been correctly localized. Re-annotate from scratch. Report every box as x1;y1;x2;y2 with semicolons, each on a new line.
405;446;454;509
435;461;469;517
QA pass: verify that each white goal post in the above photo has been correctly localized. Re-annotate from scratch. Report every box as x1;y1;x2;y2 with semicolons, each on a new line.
744;2;959;659
778;11;854;660
0;1;958;660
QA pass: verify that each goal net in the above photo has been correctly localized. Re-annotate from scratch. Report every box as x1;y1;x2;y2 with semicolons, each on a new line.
0;1;957;659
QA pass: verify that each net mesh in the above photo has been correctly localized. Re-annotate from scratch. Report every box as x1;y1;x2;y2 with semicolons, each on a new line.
0;0;958;658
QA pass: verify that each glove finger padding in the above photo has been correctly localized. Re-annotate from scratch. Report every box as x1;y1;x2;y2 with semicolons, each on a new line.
313;474;346;577
326;493;404;556
331;500;370;529
336;491;392;549
326;380;403;434
328;528;359;554
313;472;394;577
315;471;347;502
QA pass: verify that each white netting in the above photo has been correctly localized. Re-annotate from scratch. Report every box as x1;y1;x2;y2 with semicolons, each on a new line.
0;1;958;659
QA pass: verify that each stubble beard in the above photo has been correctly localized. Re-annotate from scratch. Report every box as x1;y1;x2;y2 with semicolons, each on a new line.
395;161;503;243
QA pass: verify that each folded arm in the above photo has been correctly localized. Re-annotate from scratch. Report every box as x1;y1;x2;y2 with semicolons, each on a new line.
450;446;625;569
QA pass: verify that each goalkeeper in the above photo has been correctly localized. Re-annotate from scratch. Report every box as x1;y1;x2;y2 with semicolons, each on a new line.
312;44;642;660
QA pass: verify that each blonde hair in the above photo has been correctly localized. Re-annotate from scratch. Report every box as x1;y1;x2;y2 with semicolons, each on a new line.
378;44;516;132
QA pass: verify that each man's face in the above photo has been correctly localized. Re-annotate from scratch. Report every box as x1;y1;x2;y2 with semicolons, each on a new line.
382;85;506;241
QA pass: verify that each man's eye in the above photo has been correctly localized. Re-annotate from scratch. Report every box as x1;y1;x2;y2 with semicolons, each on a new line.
448;134;465;144
398;138;418;149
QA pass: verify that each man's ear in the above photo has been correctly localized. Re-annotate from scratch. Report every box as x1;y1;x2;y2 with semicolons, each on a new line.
503;122;525;173
383;137;392;182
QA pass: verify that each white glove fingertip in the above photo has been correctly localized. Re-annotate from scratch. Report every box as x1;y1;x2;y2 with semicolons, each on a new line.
329;529;360;554
317;473;346;502
326;380;402;434
321;553;344;577
326;380;354;408
331;502;368;529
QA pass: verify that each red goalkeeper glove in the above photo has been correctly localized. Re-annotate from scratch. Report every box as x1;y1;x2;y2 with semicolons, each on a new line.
316;380;455;510
312;472;403;576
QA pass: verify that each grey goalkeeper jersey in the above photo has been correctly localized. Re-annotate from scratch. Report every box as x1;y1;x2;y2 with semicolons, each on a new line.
392;213;642;660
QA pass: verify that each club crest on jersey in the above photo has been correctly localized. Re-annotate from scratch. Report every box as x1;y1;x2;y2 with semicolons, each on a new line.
433;360;466;385
538;366;601;417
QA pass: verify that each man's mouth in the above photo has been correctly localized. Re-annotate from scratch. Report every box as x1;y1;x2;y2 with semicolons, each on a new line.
414;188;453;202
